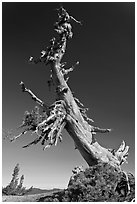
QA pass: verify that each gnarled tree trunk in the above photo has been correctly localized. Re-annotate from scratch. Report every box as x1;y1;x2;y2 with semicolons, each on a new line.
8;7;129;170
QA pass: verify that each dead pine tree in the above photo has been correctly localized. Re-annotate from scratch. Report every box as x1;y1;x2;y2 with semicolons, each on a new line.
7;7;129;180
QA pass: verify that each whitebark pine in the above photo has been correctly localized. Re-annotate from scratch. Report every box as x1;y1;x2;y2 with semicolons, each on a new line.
7;7;129;170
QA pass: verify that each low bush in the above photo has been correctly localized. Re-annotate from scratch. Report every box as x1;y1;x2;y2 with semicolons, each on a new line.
38;163;135;202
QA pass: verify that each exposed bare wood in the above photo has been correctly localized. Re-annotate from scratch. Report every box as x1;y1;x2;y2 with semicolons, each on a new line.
8;6;129;170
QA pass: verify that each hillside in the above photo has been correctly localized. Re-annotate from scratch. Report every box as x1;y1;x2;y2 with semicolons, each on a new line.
26;187;61;195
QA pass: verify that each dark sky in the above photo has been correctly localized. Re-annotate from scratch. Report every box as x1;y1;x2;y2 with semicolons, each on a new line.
2;2;135;189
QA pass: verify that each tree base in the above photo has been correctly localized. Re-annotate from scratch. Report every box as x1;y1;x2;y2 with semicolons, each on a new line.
37;163;135;202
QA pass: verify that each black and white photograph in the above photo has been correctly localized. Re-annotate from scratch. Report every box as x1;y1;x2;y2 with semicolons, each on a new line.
2;2;135;202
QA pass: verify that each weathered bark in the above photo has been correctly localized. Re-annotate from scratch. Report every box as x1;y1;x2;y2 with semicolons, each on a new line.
7;7;129;170
49;43;120;167
43;7;129;169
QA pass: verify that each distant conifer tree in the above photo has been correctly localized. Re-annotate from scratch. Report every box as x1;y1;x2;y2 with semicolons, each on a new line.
2;164;32;196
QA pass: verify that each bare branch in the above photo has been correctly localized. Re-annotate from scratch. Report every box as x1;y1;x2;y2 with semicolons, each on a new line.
74;97;84;107
82;113;94;123
20;81;48;109
55;121;66;146
48;121;58;142
61;61;79;75
92;127;111;133
20;99;66;149
80;107;89;113
115;141;129;165
22;135;43;148
117;140;126;153
43;143;52;150
70;16;82;25
37;114;56;129
122;171;130;193
10;128;31;142
41;129;51;145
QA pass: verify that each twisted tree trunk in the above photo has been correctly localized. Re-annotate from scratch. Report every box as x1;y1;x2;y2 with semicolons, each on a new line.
8;7;129;170
50;42;119;167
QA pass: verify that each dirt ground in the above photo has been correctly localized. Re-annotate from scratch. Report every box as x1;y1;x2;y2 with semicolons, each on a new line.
2;192;52;202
